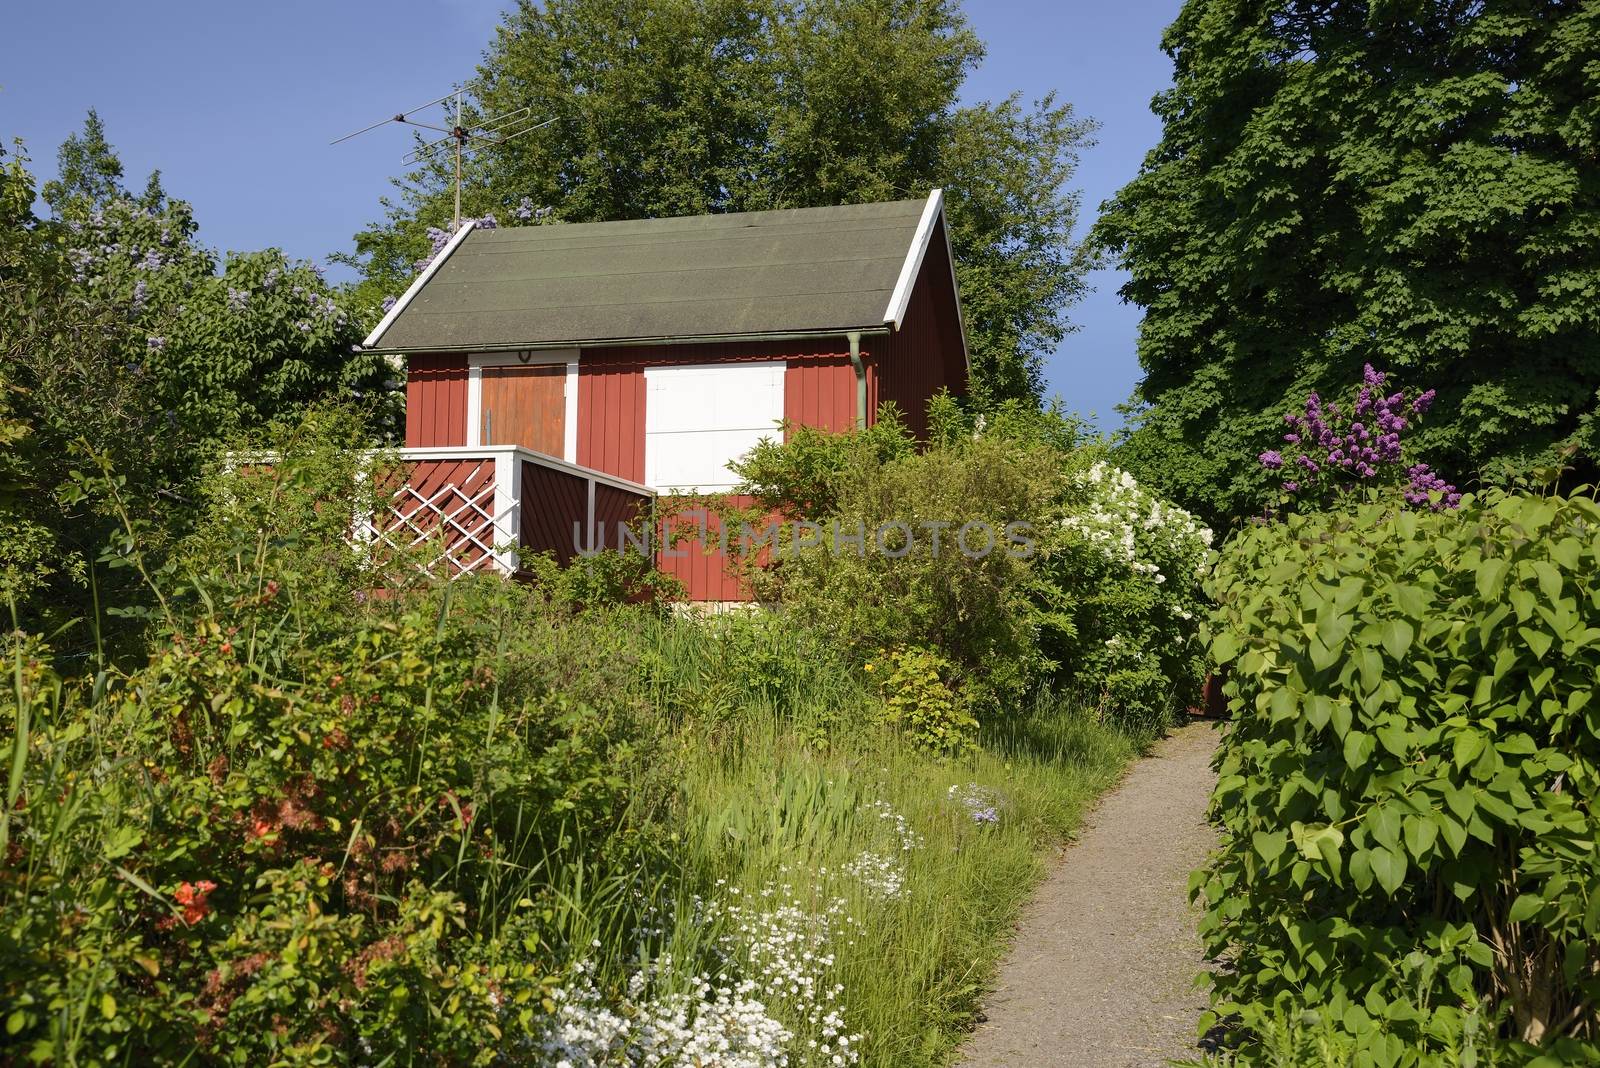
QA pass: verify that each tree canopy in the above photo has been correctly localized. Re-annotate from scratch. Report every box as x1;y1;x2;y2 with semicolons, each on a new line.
1096;0;1600;527
0;119;388;639
344;0;1096;408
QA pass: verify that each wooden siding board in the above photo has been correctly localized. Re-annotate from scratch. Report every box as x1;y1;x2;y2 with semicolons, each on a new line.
406;354;468;447
876;218;965;440
520;462;588;564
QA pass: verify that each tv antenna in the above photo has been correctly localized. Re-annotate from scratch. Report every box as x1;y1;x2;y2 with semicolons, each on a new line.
332;86;556;231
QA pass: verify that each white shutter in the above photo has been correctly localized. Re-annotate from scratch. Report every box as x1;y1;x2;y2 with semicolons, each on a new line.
644;362;785;493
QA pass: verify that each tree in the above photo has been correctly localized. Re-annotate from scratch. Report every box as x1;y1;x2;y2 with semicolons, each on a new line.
1;117;392;643
342;0;1095;408
1096;0;1600;527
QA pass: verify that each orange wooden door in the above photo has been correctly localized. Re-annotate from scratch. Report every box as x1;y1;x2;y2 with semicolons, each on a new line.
481;365;565;455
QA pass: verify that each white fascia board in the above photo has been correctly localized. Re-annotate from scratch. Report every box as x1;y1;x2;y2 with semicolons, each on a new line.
361;221;477;349
881;188;943;329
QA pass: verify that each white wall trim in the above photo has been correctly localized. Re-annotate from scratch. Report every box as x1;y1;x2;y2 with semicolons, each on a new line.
564;356;580;464
465;364;484;447
362;221;477;349
464;349;580;461
881;188;943;329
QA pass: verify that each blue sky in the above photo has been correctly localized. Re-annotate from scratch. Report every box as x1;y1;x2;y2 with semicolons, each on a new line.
1;0;1181;427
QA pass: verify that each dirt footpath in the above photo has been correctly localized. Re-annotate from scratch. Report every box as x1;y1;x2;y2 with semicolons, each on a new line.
960;723;1221;1068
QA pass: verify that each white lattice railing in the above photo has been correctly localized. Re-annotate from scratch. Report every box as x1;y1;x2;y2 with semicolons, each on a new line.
356;459;513;578
352;446;655;580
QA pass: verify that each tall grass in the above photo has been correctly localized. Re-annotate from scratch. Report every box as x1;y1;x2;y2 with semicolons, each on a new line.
616;621;1137;1066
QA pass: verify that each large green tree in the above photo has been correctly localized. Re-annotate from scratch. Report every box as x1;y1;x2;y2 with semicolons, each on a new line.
344;0;1094;407
1;119;389;642
1097;0;1600;527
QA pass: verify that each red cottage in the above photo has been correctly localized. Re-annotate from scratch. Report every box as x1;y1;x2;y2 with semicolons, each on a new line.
362;191;969;601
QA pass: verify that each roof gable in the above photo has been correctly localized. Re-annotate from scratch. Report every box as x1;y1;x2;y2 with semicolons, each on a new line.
365;195;945;353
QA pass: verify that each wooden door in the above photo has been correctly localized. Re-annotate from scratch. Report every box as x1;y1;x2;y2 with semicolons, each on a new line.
481;364;565;456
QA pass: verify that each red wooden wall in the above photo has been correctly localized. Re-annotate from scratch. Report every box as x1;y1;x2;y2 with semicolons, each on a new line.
405;354;468;447
876;217;968;440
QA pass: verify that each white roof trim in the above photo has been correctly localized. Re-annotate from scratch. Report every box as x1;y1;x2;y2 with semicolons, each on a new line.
361;221;478;349
881;188;943;329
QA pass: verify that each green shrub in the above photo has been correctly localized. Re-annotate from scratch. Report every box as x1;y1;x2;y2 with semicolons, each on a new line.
874;645;979;757
1199;489;1600;1063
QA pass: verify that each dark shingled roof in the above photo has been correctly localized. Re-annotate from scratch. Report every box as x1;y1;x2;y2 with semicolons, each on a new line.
366;198;929;352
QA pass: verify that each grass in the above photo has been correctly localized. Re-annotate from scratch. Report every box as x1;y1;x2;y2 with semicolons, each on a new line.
652;683;1137;1066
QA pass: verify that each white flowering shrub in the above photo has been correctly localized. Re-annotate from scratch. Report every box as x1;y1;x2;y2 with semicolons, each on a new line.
1045;459;1215;731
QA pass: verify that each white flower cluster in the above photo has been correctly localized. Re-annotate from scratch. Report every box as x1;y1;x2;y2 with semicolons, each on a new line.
541;957;793;1068
1061;462;1214;582
539;882;862;1068
843;850;904;900
863;799;924;853
709;884;860;1066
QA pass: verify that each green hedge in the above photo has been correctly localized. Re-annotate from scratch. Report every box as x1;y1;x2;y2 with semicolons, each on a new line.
1199;490;1600;1065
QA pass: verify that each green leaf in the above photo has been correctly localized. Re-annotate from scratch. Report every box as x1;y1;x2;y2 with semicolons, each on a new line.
1403;816;1438;860
1475;558;1509;600
1453;731;1485;770
5;1010;22;1036
1520;627;1554;660
1253;830;1288;865
1508;893;1543;923
1370;847;1407;895
100;993;116;1020
1380;619;1414;660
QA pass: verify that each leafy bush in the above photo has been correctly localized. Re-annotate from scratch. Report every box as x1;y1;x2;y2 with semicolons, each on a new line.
1199;489;1600;1063
734;417;1061;715
874;646;979;757
732;402;1212;731
1045;458;1213;730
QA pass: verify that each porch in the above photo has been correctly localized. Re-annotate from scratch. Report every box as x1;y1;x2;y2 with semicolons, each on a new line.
363;445;655;578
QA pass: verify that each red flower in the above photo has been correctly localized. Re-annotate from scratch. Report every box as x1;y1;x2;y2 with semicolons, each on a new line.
174;880;218;924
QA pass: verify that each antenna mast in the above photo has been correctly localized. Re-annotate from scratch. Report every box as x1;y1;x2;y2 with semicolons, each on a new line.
333;85;557;233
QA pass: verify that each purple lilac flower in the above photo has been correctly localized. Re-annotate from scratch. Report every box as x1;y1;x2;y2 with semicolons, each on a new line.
381;295;398;313
147;335;166;351
227;287;249;312
1259;450;1284;469
131;280;148;312
262;268;280;290
515;196;535;220
1413;389;1436;414
137;249;163;271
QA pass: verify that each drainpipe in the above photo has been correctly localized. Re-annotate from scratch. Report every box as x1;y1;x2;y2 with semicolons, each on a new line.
847;330;866;430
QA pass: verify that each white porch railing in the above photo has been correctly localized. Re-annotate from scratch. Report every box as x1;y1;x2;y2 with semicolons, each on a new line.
358;446;654;579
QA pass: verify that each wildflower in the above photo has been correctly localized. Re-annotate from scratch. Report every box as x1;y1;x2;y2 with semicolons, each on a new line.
174;879;218;924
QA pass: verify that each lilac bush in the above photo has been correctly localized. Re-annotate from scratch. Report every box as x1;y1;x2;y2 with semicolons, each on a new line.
1262;364;1460;511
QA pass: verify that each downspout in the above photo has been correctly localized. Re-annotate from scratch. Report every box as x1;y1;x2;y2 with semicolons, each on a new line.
847;330;866;430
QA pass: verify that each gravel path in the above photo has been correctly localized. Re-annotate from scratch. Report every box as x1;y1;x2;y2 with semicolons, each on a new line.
960;722;1221;1068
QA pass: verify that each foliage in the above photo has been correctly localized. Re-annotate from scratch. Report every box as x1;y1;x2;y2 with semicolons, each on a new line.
1097;0;1600;527
1046;457;1214;731
873;645;979;757
521;549;686;611
342;0;1097;407
1198;489;1600;1063
0;413;1144;1064
732;405;1212;730
735;423;1062;716
1;121;389;644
